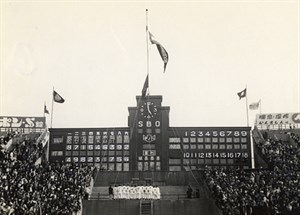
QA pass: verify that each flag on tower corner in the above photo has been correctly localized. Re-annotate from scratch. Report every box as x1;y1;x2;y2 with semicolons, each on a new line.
148;31;169;72
53;90;65;103
141;75;149;97
44;104;49;114
249;100;260;110
237;88;247;100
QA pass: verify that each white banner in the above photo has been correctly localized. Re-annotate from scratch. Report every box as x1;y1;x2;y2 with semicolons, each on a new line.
255;113;300;126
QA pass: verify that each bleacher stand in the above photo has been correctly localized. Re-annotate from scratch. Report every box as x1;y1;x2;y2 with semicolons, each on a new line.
0;133;93;215
204;129;300;215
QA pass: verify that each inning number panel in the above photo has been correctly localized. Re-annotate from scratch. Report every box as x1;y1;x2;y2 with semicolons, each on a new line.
168;127;251;170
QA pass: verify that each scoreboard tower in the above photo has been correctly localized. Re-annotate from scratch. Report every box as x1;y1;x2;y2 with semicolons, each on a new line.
49;95;252;171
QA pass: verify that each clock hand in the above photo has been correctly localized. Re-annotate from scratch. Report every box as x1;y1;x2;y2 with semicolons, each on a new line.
147;103;153;116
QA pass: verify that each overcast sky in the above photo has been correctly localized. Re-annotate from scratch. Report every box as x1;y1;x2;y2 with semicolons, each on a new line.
1;0;299;128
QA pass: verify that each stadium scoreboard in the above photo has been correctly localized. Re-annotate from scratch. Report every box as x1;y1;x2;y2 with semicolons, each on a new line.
49;95;251;171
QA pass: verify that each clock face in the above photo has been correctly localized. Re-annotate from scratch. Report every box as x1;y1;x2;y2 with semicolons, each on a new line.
139;102;158;119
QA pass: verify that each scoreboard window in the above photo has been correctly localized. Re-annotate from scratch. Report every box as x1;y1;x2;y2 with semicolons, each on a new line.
53;136;64;144
73;151;79;156
205;159;212;164
183;159;189;164
108;164;115;171
212;144;218;149
219;144;225;149
205;138;211;143
219;137;225;143
74;136;79;144
198;144;204;149
87;151;93;156
220;159;226;164
183;138;189;143
241;138;247;143
67;136;72;144
108;151;115;156
197;138;204;143
183;144;189;150
51;151;63;156
205;144;211;150
198;159;204;164
116;151;122;156
65;151;71;156
80;145;86;150
169;166;181;171
80;151;87;156
169;158;181;165
234;144;241;150
124;151;130;156
233;138;239;143
212;138;218;143
124;163;129;171
102;145;108;150
228;159;234;164
116;135;122;143
241;144;247;149
95;136;101;143
169;137;181;143
88;135;94;144
190;144;196;149
226;137;232;143
169;144;181;149
191;159;197;164
190;138;196;143
213;159;219;164
116;163;122;171
81;136;87;144
226;144;233;150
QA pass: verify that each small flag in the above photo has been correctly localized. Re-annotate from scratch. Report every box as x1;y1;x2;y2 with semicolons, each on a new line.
148;31;169;72
44;104;49;114
141;75;149;97
53;90;65;103
249;100;260;110
237;88;247;100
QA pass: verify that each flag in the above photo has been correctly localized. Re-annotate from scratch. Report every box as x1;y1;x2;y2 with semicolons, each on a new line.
44;104;49;114
249;100;260;110
148;31;169;72
141;75;149;97
53;90;65;103
237;88;247;100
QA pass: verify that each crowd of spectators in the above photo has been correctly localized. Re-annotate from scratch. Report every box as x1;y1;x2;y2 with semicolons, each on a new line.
205;130;300;215
0;134;93;215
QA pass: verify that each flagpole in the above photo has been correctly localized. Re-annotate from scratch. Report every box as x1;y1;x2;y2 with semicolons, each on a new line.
51;87;54;128
246;86;249;127
43;101;45;118
146;9;150;96
259;99;262;114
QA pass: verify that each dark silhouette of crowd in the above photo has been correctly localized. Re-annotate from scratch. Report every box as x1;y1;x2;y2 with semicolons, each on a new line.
205;130;300;215
0;133;93;215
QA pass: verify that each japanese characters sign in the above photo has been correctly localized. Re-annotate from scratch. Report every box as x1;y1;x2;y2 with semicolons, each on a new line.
255;113;300;126
0;116;46;128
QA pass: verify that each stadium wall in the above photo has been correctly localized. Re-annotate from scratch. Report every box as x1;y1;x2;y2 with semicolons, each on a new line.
83;199;220;215
94;171;201;186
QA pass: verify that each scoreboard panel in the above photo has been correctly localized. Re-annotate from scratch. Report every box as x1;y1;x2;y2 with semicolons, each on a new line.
49;128;131;171
168;127;251;170
49;95;252;171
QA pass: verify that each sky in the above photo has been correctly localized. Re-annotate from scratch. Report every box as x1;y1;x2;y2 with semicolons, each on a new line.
0;0;299;128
